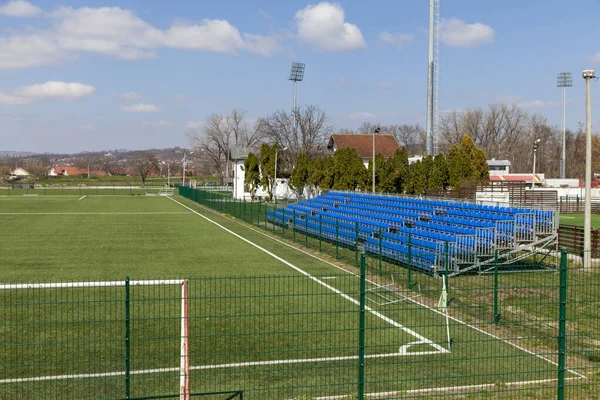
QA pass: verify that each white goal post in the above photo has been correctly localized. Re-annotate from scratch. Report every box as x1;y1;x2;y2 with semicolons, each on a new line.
0;279;191;400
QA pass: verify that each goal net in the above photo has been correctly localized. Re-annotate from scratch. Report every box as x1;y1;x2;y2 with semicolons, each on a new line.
0;279;190;400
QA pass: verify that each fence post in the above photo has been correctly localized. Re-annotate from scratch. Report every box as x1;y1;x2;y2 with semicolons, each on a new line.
493;249;500;325
378;227;383;277
243;198;247;222
445;241;450;297
358;252;367;400
305;215;309;248
335;219;339;260
281;209;285;237
257;198;261;226
124;276;131;400
319;215;323;253
355;222;359;268
250;199;253;224
293;209;297;242
558;248;568;400
407;234;412;290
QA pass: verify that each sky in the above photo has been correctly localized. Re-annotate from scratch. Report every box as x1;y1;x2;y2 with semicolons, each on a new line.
0;0;598;153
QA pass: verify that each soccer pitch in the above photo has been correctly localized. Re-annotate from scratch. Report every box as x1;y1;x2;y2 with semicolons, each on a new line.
0;195;573;399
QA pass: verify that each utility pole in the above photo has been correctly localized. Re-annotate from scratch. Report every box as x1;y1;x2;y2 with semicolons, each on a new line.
372;127;380;193
582;69;595;269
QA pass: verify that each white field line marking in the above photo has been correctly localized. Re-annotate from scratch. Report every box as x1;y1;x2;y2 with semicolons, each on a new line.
0;212;190;216
0;351;440;385
561;216;574;219
314;377;583;400
177;197;588;379
167;196;447;355
79;195;86;200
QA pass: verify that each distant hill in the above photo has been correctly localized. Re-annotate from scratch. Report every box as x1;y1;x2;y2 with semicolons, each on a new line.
0;151;38;157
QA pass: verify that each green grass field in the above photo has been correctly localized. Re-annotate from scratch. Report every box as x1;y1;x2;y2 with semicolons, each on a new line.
560;213;600;228
0;195;581;399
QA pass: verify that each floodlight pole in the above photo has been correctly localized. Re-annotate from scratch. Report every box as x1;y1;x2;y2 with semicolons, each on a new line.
532;138;540;189
582;69;595;269
557;73;573;179
289;62;305;143
182;151;193;187
373;127;380;193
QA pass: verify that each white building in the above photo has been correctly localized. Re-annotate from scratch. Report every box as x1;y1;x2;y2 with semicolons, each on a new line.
487;159;511;176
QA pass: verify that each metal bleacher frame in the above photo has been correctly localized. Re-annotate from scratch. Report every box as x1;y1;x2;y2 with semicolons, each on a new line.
266;190;559;277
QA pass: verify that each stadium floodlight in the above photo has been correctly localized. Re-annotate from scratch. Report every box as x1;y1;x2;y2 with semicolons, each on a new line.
557;72;573;179
273;146;288;203
182;151;194;186
289;62;305;122
582;69;596;269
372;127;381;193
531;138;541;189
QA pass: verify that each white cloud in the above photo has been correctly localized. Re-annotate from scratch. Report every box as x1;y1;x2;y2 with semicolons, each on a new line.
589;53;600;63
0;35;66;69
185;120;204;130
377;32;414;49
0;1;42;17
348;111;379;121
0;5;283;69
0;92;32;105
143;120;175;127
374;81;402;89
440;18;494;48
120;92;141;100
295;2;365;52
121;103;161;112
15;81;95;99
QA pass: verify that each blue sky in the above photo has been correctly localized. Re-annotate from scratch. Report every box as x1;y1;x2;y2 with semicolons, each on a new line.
0;0;598;153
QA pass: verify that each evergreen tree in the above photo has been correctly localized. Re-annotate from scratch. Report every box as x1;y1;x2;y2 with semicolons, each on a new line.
446;136;489;188
289;152;310;199
243;152;261;200
366;154;386;191
428;154;449;190
259;143;276;200
379;148;409;194
331;148;367;190
421;155;434;192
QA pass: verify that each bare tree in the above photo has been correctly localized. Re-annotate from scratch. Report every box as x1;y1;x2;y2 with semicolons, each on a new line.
25;159;49;181
257;105;332;164
133;152;159;187
188;109;265;179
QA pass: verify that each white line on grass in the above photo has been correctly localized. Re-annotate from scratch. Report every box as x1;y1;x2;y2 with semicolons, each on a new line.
79;195;86;200
0;350;443;385
176;197;588;379
313;377;583;399
167;196;448;355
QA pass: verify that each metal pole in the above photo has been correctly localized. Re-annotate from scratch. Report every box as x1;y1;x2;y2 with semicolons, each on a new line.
372;130;376;193
124;277;131;400
168;163;171;187
493;249;500;325
273;147;278;204
532;148;536;189
358;252;367;400
558;248;568;400
182;154;186;186
583;70;594;269
562;86;567;179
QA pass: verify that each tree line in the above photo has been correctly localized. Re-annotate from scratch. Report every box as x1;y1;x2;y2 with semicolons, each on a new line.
189;103;599;182
243;136;488;201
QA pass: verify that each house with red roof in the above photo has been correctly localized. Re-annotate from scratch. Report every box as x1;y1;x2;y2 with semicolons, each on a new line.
327;134;401;167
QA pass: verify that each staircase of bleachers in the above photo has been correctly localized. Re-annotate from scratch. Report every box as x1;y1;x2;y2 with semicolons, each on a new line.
267;191;558;276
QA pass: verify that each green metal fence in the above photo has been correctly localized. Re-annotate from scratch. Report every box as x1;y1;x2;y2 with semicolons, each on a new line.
0;185;167;196
174;187;600;399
